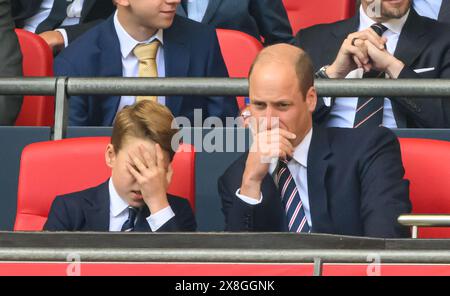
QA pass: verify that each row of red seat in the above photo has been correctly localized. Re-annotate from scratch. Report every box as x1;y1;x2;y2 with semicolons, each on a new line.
14;1;356;127
14;137;450;239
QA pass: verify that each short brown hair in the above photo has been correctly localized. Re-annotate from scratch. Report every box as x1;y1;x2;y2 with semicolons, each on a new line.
111;101;179;160
248;46;314;99
294;50;314;98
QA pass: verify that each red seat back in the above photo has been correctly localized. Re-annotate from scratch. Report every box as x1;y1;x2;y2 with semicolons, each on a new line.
399;138;450;238
14;29;54;127
282;0;356;35
216;29;263;110
14;137;195;231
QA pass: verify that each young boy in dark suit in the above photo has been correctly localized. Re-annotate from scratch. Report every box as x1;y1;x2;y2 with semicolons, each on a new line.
44;100;196;232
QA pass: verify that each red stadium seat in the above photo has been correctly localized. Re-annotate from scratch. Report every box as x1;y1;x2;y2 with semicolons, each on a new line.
282;0;356;35
14;29;54;127
399;138;450;238
14;137;195;231
216;29;263;110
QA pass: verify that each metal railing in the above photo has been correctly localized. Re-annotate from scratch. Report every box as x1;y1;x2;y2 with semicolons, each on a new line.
2;77;450;97
1;77;450;140
2;232;450;275
398;215;450;239
2;78;450;239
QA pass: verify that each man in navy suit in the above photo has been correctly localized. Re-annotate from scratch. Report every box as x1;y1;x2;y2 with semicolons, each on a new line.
44;101;196;232
54;0;238;126
296;0;450;128
176;0;294;45
12;0;115;51
218;44;411;238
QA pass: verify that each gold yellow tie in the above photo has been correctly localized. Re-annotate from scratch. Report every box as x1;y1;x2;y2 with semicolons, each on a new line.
133;40;161;102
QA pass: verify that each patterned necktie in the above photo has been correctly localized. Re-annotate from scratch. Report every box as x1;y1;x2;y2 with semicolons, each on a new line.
121;206;151;232
35;0;71;33
121;207;138;232
353;23;388;128
133;40;161;103
276;158;310;233
439;0;450;24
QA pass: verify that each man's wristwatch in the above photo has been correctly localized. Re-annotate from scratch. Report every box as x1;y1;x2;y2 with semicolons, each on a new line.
315;65;331;79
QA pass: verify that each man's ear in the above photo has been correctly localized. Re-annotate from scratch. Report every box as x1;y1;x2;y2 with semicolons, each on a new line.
306;86;317;113
114;0;130;7
105;144;116;169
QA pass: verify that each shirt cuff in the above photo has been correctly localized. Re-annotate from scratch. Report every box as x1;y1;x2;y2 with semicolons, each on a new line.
55;28;69;48
146;206;175;231
235;188;263;205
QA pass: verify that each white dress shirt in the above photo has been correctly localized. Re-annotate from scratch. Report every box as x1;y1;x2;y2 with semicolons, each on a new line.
236;128;313;228
413;0;442;20
113;11;166;117
108;179;175;232
24;0;84;47
186;0;210;22
325;6;410;129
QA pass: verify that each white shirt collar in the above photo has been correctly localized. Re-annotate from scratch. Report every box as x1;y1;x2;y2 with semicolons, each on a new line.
269;127;313;174
359;5;410;34
109;178;130;217
113;11;164;59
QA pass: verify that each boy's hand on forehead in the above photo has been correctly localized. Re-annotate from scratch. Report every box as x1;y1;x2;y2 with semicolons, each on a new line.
126;143;171;214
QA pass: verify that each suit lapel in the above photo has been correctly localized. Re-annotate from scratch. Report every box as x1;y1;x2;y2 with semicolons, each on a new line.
80;0;96;21
176;1;188;18
98;16;123;125
307;126;334;234
327;15;360;65
391;9;430;127
163;16;190;117
202;0;222;24
83;181;110;231
260;173;288;231
394;9;430;68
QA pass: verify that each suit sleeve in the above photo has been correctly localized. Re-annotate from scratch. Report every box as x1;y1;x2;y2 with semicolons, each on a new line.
249;0;295;45
157;198;197;232
395;60;450;127
218;174;256;231
359;128;412;238
43;196;74;231
204;28;239;123
54;55;89;126
0;0;23;125
60;20;104;44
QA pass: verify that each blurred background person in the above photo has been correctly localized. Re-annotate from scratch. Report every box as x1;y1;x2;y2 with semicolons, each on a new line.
176;0;295;46
12;0;115;52
0;0;23;125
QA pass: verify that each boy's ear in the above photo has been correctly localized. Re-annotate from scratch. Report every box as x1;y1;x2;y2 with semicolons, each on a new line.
105;144;116;169
166;163;173;186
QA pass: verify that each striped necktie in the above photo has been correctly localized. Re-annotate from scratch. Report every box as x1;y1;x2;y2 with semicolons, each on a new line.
121;207;138;232
35;0;71;33
276;158;310;233
353;23;388;128
121;206;151;232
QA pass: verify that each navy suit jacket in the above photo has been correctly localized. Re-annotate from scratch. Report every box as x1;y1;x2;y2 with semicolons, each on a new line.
54;14;238;126
176;0;294;45
11;0;115;43
44;180;197;232
296;9;450;128
218;126;412;238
